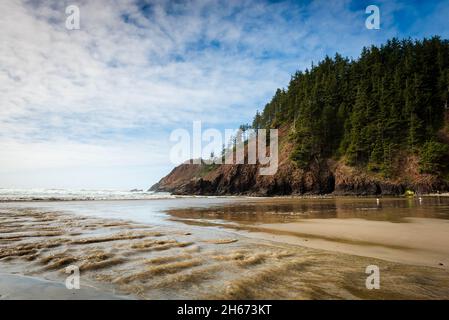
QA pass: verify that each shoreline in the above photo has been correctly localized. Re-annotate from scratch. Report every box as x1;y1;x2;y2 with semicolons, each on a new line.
163;197;449;271
167;215;449;271
248;217;449;270
2;193;449;203
1;205;449;299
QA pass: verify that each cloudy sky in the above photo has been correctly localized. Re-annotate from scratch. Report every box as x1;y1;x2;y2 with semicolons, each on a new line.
1;0;448;190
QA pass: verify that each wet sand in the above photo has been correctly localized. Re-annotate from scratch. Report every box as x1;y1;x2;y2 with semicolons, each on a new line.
249;218;449;269
1;205;449;299
0;273;125;300
164;197;449;269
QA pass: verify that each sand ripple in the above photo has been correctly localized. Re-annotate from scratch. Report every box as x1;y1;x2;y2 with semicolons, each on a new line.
1;207;449;299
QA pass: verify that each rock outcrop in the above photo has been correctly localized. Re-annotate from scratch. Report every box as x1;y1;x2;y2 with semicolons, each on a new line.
151;141;448;196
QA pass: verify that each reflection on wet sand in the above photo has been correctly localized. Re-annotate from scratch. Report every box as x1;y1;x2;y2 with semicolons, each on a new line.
166;197;449;224
165;197;449;270
1;204;449;299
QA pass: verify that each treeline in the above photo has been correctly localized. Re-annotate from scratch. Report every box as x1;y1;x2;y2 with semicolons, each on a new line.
251;37;449;176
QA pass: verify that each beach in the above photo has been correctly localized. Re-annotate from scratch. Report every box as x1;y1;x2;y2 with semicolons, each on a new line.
1;197;449;299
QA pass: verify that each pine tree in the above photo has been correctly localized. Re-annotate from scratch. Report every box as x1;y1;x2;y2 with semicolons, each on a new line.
244;37;449;177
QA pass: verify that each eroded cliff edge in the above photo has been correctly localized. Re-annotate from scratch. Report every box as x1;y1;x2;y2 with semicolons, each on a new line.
150;128;449;196
151;38;449;196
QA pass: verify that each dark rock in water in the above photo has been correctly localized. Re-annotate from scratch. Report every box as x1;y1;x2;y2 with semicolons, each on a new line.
130;189;143;192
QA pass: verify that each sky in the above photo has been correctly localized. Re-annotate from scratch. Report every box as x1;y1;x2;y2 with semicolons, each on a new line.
1;0;448;190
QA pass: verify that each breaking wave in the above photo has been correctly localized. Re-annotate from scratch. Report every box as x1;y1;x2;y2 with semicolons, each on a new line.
0;188;174;201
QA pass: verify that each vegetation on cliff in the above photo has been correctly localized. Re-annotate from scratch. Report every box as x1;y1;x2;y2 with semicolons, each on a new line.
153;37;449;195
251;37;449;178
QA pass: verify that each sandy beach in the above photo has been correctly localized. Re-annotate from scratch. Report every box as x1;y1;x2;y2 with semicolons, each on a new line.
247;218;449;269
164;197;449;269
1;201;449;300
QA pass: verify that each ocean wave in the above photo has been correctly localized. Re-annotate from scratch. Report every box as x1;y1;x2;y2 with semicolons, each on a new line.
0;188;175;201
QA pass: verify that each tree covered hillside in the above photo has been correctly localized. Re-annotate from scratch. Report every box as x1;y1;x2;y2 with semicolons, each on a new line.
251;37;449;178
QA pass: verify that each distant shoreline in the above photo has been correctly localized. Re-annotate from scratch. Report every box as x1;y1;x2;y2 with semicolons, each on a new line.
1;193;449;203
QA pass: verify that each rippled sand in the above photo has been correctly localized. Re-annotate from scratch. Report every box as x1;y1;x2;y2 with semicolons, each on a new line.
1;207;449;299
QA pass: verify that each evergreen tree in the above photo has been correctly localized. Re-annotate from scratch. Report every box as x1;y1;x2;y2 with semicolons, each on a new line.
248;37;449;176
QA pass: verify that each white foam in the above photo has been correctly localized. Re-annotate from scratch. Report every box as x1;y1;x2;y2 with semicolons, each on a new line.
0;188;174;201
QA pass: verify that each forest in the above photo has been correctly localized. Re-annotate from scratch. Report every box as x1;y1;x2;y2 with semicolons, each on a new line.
250;37;449;178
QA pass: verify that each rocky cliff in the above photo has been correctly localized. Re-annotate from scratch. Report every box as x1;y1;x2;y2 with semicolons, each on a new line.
150;127;449;196
151;38;449;196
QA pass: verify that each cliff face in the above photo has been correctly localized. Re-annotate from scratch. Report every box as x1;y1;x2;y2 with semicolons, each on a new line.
151;128;449;196
150;159;448;196
151;38;449;196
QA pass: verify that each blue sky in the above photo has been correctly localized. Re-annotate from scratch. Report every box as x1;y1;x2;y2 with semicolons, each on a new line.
0;0;448;189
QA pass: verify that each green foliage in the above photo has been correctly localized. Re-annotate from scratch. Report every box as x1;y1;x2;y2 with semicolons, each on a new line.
199;163;218;177
419;141;449;174
250;37;449;175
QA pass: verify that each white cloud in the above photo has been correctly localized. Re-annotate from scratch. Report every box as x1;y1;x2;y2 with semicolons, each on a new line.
0;0;445;188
